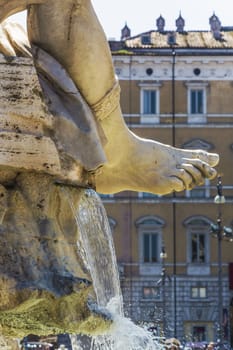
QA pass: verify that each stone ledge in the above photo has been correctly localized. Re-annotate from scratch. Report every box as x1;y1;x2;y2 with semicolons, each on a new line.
0;131;60;175
0;55;90;186
0;54;54;130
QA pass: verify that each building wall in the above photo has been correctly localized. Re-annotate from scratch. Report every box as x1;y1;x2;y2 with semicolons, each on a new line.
101;50;233;344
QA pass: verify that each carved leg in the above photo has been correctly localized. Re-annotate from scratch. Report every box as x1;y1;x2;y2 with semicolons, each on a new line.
27;0;219;195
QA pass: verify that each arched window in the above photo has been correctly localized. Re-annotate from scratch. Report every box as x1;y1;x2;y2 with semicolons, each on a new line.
184;216;212;275
136;216;165;266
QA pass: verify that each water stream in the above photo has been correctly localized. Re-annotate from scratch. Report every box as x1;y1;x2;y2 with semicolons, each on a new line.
67;189;161;350
70;188;123;315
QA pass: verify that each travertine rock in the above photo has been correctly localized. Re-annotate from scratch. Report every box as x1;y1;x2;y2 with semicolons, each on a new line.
0;56;107;340
0;54;93;187
0;170;112;339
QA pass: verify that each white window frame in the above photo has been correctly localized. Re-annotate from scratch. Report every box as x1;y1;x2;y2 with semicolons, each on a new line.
191;286;207;299
186;82;208;123
99;193;114;200
141;231;160;263
186;179;210;198
142;286;160;300
139;82;161;124
138;192;161;199
190;232;206;263
136;216;164;275
184;216;211;275
192;325;207;342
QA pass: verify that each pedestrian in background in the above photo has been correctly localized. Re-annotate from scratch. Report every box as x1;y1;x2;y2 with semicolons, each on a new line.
165;338;181;349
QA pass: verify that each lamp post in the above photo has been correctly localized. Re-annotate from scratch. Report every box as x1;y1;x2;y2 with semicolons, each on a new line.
171;46;177;338
157;244;171;337
210;176;233;346
167;30;177;338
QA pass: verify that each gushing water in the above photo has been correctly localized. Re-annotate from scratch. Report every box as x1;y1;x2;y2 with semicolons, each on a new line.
67;189;161;349
89;298;161;350
71;188;123;315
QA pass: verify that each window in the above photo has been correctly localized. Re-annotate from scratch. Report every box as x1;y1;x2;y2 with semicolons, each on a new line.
138;192;161;199
186;179;210;198
143;232;159;262
136;216;165;275
186;82;208;123
193;326;206;342
190;89;204;114
191;286;207;298
143;90;157;114
139;83;161;124
143;286;160;299
184;216;211;275
99;193;114;200
191;233;206;263
141;35;151;45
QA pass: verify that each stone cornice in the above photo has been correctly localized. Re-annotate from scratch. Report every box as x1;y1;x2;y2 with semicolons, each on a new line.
113;54;233;81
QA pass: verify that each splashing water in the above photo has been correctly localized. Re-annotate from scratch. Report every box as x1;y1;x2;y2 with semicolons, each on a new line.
89;298;162;350
67;189;161;349
69;298;162;350
70;299;162;350
71;188;123;315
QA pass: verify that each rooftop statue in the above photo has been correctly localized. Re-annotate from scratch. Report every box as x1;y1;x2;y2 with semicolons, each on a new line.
0;0;219;345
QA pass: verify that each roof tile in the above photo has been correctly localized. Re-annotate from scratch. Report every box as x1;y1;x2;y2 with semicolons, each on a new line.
124;30;233;49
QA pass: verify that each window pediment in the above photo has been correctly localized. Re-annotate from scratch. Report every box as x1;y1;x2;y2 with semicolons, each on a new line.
135;216;165;228
183;216;212;228
182;139;213;151
185;81;209;88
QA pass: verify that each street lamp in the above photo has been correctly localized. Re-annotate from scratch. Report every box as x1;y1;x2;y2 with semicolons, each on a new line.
209;176;233;346
157;244;171;337
167;30;177;338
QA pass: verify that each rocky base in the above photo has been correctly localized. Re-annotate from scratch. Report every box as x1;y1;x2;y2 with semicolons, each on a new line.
0;44;110;343
0;288;110;339
0;171;113;339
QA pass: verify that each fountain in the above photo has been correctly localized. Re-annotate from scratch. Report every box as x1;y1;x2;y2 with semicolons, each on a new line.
0;1;219;349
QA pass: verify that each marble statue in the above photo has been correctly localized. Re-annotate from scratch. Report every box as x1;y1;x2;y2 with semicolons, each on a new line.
0;0;219;194
0;0;219;344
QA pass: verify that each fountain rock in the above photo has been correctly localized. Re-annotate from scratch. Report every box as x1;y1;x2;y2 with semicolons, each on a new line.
0;54;98;188
0;55;111;340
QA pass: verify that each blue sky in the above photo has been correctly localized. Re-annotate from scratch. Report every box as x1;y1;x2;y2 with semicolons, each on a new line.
10;0;233;40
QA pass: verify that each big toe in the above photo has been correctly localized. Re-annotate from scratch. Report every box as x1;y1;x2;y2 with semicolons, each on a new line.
192;151;219;167
207;153;219;166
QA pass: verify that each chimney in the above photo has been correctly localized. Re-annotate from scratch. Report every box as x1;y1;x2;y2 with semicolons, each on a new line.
121;23;131;40
209;13;222;40
156;15;165;33
176;12;185;33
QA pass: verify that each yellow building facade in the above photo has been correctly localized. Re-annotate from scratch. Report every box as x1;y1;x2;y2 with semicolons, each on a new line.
101;14;233;347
